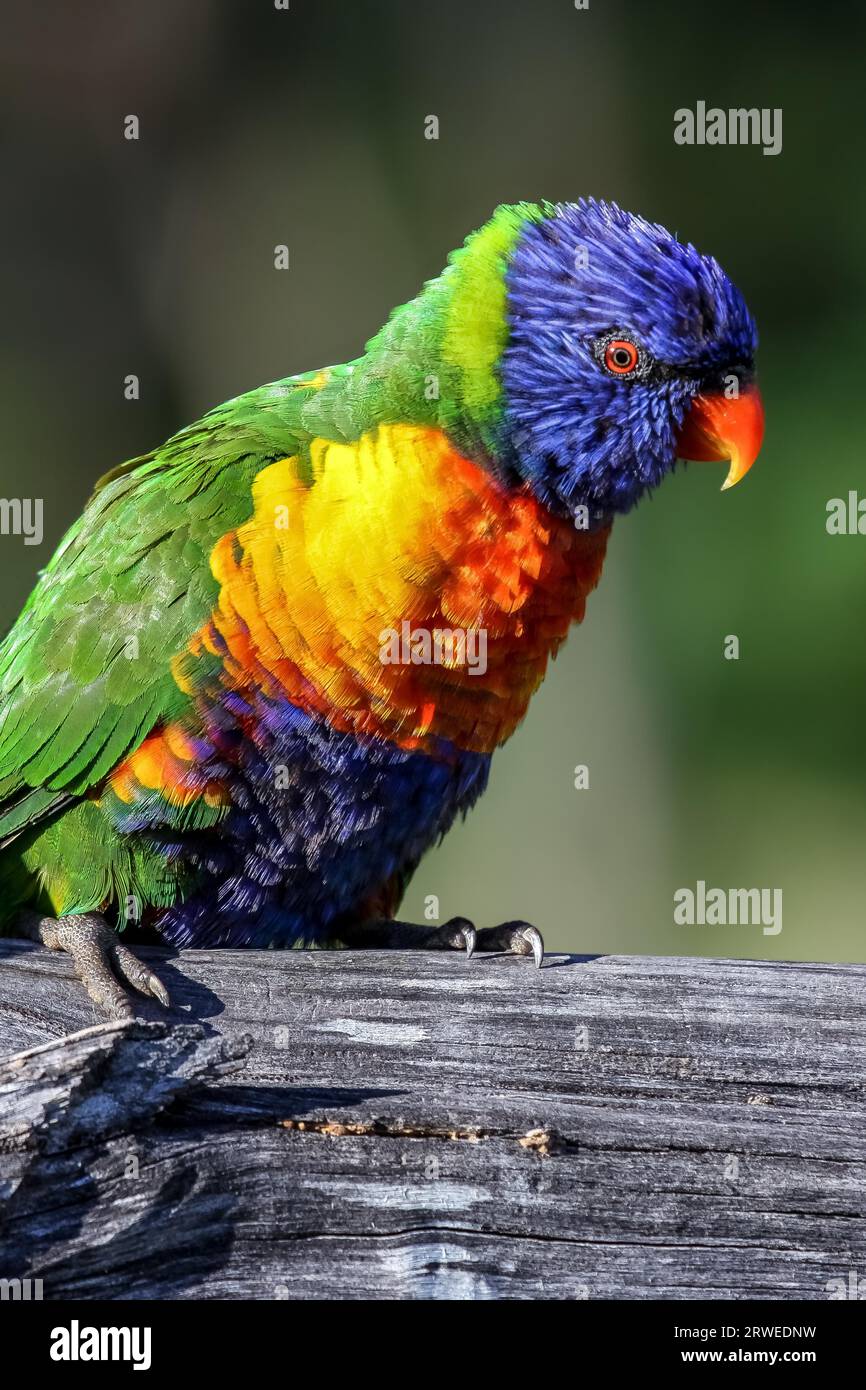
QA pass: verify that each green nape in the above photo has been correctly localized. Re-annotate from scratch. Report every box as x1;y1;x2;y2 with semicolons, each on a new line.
439;200;550;419
292;200;551;456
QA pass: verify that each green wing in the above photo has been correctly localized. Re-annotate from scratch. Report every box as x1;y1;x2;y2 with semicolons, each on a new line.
0;379;323;843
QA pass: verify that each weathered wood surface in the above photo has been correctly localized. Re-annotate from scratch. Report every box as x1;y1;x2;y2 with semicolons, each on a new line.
0;939;864;1300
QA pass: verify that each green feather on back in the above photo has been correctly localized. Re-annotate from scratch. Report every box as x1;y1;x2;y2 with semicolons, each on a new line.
0;386;319;842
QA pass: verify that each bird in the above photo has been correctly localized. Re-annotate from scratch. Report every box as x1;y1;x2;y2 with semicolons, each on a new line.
0;198;764;1016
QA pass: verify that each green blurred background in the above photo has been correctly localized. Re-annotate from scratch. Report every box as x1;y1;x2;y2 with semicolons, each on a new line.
1;0;863;960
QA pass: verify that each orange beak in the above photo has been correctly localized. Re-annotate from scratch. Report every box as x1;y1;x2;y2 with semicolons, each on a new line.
675;384;765;490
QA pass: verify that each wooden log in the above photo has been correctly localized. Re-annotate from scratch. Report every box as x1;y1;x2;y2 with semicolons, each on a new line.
0;938;864;1300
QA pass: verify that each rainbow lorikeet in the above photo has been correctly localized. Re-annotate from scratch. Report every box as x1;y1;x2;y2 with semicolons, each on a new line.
0;199;763;1016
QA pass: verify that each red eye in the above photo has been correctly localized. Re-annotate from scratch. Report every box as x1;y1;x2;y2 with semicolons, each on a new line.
604;339;640;375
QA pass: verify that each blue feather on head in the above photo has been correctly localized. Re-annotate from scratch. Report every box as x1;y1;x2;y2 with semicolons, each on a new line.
501;198;760;519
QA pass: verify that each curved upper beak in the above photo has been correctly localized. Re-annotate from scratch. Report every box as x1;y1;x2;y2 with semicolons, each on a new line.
675;384;765;490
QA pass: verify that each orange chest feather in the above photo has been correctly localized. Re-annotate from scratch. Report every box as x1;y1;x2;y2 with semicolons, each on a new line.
176;425;610;755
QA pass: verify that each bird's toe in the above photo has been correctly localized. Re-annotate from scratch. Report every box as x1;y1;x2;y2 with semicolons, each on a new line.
476;920;545;968
113;940;171;1007
441;916;477;957
45;913;169;1016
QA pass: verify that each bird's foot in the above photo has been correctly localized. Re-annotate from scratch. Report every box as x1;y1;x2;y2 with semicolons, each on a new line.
16;909;170;1018
339;915;476;955
340;916;544;967
473;920;545;968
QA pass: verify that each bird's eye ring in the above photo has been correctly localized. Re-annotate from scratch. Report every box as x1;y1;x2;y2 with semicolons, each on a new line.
604;339;640;375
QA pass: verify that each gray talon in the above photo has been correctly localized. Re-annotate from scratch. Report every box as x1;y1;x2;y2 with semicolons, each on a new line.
147;973;171;1007
442;915;476;957
523;925;545;969
501;920;545;967
113;940;172;1007
475;919;545;966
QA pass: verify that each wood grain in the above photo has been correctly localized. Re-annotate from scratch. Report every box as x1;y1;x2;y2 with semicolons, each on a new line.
0;939;863;1300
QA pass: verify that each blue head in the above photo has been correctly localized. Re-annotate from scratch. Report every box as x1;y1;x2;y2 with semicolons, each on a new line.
500;199;762;521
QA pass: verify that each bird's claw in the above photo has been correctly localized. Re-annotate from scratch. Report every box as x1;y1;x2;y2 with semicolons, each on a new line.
17;909;170;1017
441;916;544;967
514;922;545;969
442;916;476;958
476;920;545;968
